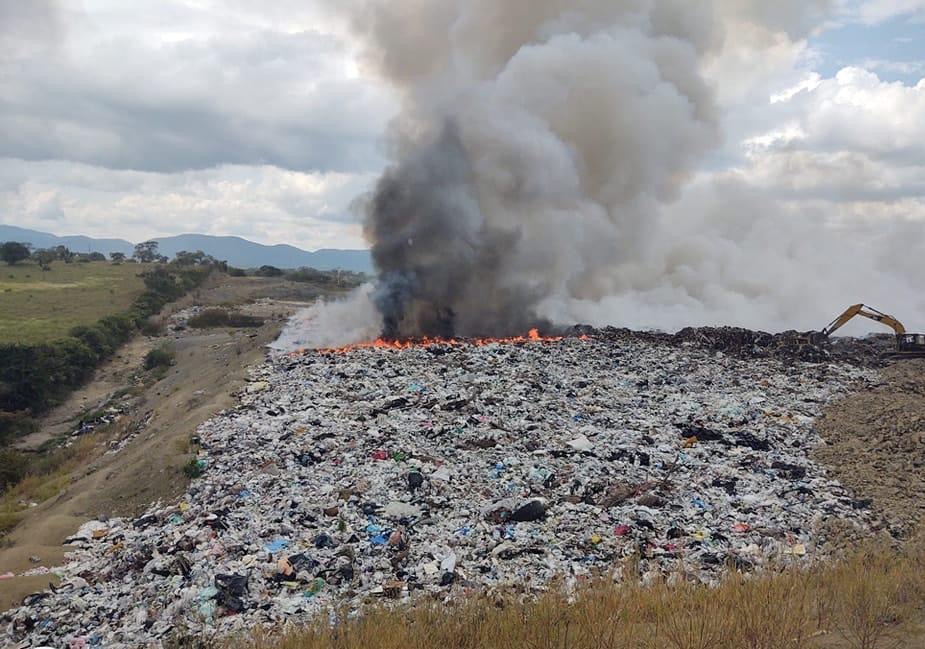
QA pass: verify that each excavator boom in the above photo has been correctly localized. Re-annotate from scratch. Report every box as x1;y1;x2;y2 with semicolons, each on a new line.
822;303;906;337
820;303;925;358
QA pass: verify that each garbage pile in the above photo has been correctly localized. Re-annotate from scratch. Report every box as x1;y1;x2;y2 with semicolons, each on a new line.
4;334;877;647
594;326;887;366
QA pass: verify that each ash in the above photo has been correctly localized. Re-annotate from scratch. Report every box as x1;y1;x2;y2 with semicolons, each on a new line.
4;335;876;647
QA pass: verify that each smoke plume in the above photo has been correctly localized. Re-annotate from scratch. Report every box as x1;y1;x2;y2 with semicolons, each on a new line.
349;0;731;337
282;0;924;349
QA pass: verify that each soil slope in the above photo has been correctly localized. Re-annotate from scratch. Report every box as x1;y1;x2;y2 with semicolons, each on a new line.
815;358;925;538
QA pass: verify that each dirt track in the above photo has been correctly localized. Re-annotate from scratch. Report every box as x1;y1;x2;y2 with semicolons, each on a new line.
0;275;316;610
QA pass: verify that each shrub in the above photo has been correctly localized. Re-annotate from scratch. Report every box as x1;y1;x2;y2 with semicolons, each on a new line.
286;267;332;284
144;346;175;371
0;412;36;446
188;309;263;329
139;319;165;337
256;265;284;278
70;325;116;358
0;448;29;490
227;266;247;277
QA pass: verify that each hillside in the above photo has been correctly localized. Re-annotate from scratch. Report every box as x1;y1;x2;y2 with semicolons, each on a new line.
0;262;150;345
0;225;373;273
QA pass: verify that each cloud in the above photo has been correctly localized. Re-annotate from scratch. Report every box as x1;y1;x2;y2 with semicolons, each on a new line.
0;0;62;62
742;68;925;199
859;57;925;76
0;158;370;249
856;0;925;24
0;1;395;174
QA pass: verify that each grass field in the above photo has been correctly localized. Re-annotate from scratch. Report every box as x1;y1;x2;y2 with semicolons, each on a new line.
0;261;150;345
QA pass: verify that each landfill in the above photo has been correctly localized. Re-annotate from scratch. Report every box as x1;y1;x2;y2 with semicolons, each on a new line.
3;331;878;647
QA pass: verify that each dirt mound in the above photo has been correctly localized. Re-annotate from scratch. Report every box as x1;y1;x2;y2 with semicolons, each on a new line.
569;325;890;367
815;359;925;538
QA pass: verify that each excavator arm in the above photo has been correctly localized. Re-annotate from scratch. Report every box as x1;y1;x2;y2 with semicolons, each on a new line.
821;304;907;337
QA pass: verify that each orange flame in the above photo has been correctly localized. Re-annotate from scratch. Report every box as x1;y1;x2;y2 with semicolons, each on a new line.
310;328;576;355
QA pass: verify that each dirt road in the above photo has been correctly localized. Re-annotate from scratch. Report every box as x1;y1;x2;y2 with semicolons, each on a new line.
0;274;317;610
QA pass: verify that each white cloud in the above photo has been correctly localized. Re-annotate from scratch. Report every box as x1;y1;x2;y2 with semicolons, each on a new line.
748;67;925;162
857;0;925;23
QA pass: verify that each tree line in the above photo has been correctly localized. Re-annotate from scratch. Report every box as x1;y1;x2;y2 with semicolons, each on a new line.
1;240;224;270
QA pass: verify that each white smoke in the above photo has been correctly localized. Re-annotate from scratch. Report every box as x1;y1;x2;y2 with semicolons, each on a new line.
278;0;925;350
271;283;380;351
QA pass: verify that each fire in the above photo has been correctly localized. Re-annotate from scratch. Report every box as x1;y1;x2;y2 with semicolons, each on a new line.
311;328;575;355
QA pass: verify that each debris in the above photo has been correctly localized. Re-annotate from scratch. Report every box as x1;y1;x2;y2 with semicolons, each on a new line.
511;500;547;523
568;435;594;452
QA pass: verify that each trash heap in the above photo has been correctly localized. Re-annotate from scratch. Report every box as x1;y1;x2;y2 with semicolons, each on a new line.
4;334;876;647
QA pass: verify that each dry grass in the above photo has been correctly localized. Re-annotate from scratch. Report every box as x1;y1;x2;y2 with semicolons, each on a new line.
223;544;925;649
0;435;100;536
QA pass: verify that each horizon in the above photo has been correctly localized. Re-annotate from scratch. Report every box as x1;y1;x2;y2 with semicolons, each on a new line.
0;223;371;253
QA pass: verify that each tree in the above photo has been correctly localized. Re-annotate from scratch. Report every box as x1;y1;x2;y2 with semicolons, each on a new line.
53;245;74;263
257;265;284;277
134;241;159;263
33;249;56;271
110;252;126;264
174;250;206;266
88;252;106;262
0;242;30;266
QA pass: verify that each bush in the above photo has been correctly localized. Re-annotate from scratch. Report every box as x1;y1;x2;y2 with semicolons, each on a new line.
256;265;284;278
187;309;264;329
0;448;29;490
70;325;116;358
0;412;36;446
286;267;333;285
227;266;247;277
144;346;175;371
139;319;165;337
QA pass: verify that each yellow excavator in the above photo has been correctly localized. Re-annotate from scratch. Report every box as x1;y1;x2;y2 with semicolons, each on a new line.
821;304;925;357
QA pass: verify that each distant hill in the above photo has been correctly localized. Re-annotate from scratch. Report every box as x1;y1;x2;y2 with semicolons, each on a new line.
0;225;373;273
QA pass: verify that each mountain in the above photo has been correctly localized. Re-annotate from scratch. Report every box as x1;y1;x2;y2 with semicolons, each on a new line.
0;225;373;273
0;224;135;257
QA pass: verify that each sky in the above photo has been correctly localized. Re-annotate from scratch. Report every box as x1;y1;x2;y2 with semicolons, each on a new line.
0;0;923;252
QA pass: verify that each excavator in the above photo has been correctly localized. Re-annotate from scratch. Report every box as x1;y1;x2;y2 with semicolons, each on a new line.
820;304;925;358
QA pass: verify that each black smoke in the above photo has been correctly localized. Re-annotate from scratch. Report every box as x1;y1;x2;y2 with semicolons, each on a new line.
364;124;548;338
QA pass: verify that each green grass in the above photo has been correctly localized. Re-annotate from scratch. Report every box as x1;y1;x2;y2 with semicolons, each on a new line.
0;261;150;344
